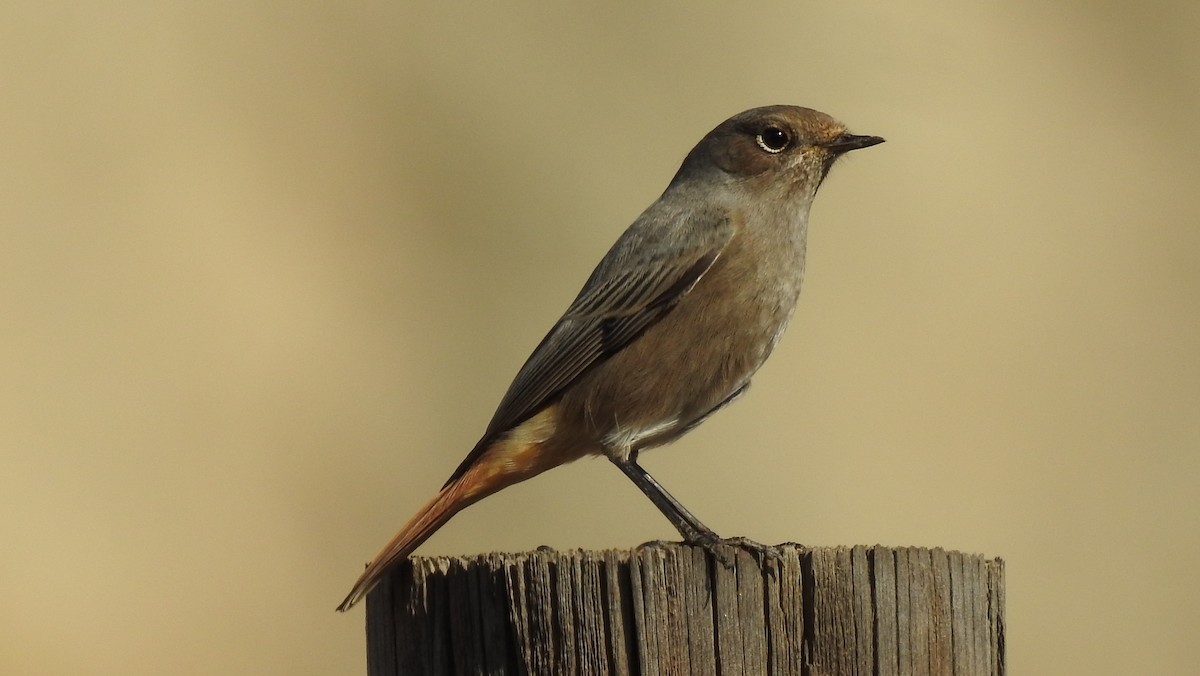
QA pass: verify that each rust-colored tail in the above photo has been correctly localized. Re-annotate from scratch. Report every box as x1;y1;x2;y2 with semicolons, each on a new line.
336;478;471;611
338;407;569;611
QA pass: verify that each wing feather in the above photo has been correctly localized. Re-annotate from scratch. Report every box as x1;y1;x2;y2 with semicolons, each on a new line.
445;204;733;485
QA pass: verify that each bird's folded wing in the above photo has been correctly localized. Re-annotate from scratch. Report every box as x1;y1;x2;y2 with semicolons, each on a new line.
445;206;733;485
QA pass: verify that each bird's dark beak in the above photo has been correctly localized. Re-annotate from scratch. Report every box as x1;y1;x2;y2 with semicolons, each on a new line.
824;134;886;154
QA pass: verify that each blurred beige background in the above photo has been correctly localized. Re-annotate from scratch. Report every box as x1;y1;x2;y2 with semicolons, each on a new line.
3;2;1197;674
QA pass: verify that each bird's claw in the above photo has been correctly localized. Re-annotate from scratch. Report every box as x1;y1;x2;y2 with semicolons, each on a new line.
686;534;785;569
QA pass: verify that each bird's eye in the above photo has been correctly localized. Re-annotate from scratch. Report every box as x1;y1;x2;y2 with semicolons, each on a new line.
755;127;790;153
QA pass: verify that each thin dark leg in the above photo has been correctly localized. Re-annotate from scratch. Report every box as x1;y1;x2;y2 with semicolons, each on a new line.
611;450;784;568
610;454;719;544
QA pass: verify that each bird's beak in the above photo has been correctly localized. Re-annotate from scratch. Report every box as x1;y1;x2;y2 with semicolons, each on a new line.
823;134;886;154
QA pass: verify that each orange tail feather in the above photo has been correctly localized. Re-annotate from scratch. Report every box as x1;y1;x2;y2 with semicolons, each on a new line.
336;478;470;611
338;407;568;611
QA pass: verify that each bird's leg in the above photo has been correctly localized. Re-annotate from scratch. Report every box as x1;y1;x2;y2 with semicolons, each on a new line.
607;382;753;545
610;451;784;568
610;453;719;546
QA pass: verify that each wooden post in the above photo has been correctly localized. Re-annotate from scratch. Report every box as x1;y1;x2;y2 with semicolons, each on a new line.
365;543;1005;675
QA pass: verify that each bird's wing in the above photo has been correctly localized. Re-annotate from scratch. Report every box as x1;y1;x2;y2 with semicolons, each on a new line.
445;205;734;485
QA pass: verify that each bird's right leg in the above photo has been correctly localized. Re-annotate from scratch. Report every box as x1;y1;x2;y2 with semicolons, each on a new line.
605;382;751;539
609;451;720;546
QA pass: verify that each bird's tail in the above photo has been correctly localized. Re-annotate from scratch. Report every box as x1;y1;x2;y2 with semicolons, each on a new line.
336;477;472;611
337;407;568;611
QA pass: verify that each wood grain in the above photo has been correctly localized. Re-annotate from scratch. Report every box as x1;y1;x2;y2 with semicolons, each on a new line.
365;544;1004;675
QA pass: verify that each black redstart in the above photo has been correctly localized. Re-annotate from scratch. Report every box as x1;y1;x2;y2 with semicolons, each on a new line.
338;105;883;611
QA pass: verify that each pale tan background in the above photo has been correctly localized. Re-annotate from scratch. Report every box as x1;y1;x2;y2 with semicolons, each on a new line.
3;2;1197;674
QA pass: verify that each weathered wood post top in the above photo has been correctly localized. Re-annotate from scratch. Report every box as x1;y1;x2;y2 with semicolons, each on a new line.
365;543;1005;675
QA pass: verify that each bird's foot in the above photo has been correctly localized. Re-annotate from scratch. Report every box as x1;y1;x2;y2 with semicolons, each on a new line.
684;530;735;568
719;536;785;565
685;533;786;569
637;532;788;569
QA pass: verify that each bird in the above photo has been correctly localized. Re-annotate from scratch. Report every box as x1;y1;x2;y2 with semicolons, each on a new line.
338;105;883;611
